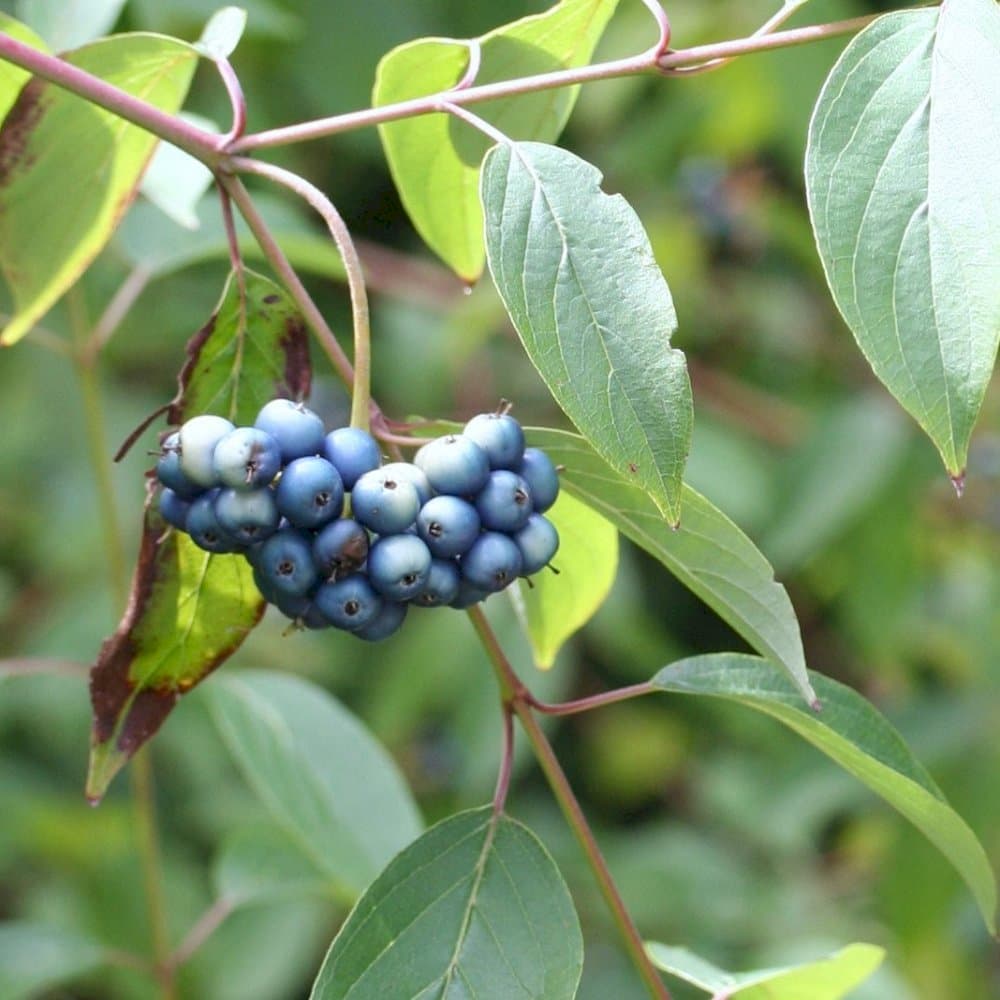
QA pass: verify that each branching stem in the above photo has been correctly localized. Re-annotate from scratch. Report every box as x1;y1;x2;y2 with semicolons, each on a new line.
527;681;656;717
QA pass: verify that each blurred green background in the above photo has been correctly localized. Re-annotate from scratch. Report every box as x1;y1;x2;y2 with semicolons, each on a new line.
1;0;998;997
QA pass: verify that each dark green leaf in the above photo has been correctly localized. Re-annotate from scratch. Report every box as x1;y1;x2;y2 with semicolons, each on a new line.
374;0;619;280
652;654;998;933
204;670;423;901
483;142;692;524
0;921;103;999
528;427;816;705
310;806;582;999
0;32;198;345
806;0;1000;477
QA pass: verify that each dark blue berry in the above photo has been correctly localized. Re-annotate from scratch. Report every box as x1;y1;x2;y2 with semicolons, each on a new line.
313;518;370;578
416;495;481;558
179;415;235;487
255;528;318;597
158;488;191;530
353;599;407;641
351;469;421;535
253;399;325;462
276;456;344;529
186;490;241;553
156;432;202;499
514;514;559;574
214;487;280;545
413;559;461;607
314;573;384;631
461;532;523;592
213;427;282;489
449;579;492;609
367;534;432;601
414;435;490;496
380;462;432;506
463;412;525;470
475;470;532;532
273;591;329;630
518;448;560;512
323;427;381;489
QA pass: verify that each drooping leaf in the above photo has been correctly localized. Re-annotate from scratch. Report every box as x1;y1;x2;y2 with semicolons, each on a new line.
196;6;249;60
139;112;217;230
483;142;693;524
15;0;128;51
204;671;423;902
806;0;1000;478
373;0;619;281
647;941;885;1000
652;654;998;934
0;32;198;346
310;806;582;1000
528;427;816;706
86;271;310;801
167;268;311;424
0;921;104;1000
511;489;617;668
0;14;49;121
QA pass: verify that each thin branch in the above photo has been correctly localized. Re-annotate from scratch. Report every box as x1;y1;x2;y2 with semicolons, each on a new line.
84;265;153;362
0;657;89;678
526;681;656;717
453;39;482;92
439;102;510;146
638;0;672;59
216;58;247;144
492;705;515;815
170;896;236;968
229;157;372;431
217;184;247;305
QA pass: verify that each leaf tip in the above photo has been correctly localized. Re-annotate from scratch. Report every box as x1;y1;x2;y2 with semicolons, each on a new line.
84;741;131;804
809;696;823;713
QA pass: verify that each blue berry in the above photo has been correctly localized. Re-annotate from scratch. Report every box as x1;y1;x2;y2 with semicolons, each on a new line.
380;462;432;506
416;495;481;558
213;427;282;489
156;432;202;499
314;573;384;631
514;513;559;574
179;415;235;487
518;448;560;512
158;488;191;530
214;487;280;545
313;518;370;579
255;528;318;597
415;435;490;496
461;532;523;592
413;559;461;607
276;456;344;529
353;599;408;641
323;427;381;489
186;490;241;553
449;579;492;609
367;534;432;601
463;411;525;470
254;399;325;462
475;470;532;532
273;591;329;630
351;469;421;535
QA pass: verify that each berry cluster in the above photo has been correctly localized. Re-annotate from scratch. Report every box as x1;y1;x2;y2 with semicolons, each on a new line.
155;400;560;641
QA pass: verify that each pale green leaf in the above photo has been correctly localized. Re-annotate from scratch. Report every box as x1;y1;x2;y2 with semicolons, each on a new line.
806;0;1000;476
374;0;619;280
0;921;103;999
0;32;198;346
0;14;49;121
196;6;248;60
310;807;582;1000
204;670;424;902
647;941;884;1000
15;0;127;51
527;427;816;706
652;654;998;934
484;142;693;524
511;489;617;668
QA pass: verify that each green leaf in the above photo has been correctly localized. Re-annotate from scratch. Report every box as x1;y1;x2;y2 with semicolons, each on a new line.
652;653;999;934
0;14;49;122
805;0;1000;478
310;806;582;1000
511;489;617;668
196;6;249;60
528;428;816;706
647;941;884;1000
214;824;333;907
15;0;127;51
204;670;423;902
0;32;198;346
167;268;312;425
483;142;693;524
139;113;217;230
373;0;619;280
0;921;103;1000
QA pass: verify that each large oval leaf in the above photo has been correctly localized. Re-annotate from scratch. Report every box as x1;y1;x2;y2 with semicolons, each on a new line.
528;428;816;706
0;14;48;121
511;489;618;669
0;32;198;345
310;806;582;1000
652;653;998;934
374;0;619;281
484;142;693;524
204;670;423;902
0;922;103;1000
805;0;1000;478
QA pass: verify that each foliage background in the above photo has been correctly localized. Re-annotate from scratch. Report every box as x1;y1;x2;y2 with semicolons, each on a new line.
0;0;997;997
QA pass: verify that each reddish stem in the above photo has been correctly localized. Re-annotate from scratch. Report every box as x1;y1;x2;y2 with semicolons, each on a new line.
527;681;656;717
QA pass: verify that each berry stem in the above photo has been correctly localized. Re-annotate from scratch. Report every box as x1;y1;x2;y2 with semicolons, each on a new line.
229;157;373;432
217;184;247;307
492;704;515;815
466;606;670;1000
